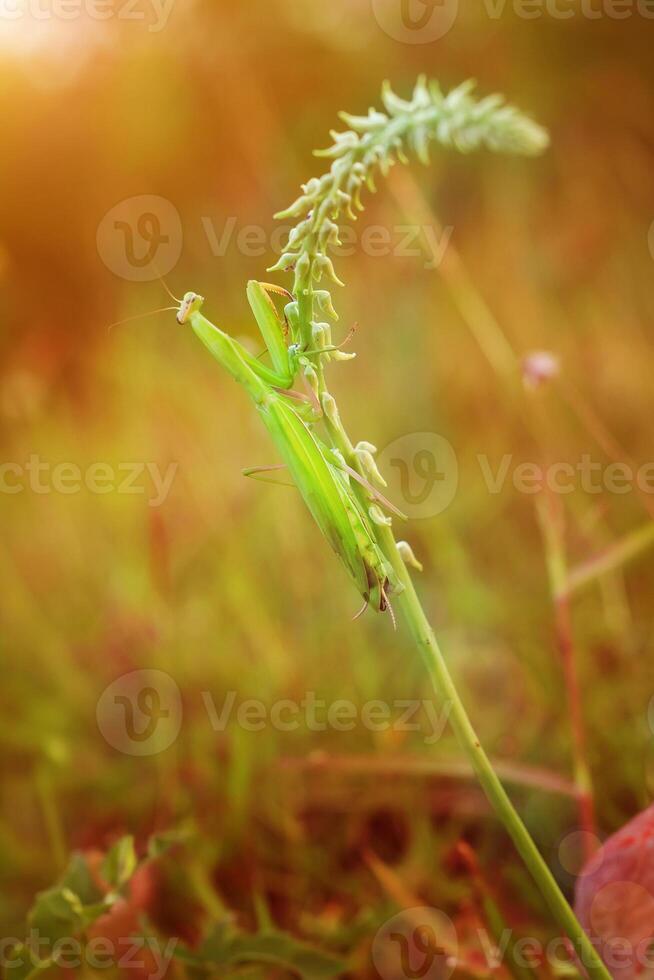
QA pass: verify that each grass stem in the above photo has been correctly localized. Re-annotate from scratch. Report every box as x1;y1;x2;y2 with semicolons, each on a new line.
312;310;609;977
377;524;611;980
536;491;597;854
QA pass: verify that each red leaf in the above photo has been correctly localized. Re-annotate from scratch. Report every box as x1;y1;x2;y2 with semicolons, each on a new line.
574;804;654;978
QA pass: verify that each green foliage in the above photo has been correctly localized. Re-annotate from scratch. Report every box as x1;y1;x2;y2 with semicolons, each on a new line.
175;922;345;978
13;834;345;980
3;944;52;980
100;834;137;891
12;836;153;975
29;887;94;944
58;851;104;905
29;852;108;942
9;845;128;980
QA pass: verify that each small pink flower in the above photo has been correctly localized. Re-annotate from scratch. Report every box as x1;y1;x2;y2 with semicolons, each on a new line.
522;350;560;389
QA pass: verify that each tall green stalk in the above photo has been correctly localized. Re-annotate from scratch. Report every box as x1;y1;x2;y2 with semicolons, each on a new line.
271;78;610;978
382;525;609;976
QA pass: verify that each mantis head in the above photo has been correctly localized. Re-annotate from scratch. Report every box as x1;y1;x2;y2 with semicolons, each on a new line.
176;291;205;325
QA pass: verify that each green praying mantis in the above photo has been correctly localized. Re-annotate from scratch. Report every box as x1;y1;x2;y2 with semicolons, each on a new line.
174;281;406;619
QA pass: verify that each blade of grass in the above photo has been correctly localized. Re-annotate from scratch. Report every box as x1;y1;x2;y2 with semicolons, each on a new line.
566;521;654;596
280;753;580;800
456;841;542;980
535;492;597;858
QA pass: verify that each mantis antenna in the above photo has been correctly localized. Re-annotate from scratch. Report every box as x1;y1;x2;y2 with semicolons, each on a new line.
108;306;178;332
108;272;181;332
156;275;182;305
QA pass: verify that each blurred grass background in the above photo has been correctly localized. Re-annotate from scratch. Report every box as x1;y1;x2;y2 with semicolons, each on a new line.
1;0;654;970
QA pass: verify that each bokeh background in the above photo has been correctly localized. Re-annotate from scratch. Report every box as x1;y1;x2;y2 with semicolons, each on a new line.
2;1;654;975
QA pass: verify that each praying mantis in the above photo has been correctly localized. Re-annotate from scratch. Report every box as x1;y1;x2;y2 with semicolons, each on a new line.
175;281;405;617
